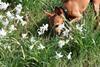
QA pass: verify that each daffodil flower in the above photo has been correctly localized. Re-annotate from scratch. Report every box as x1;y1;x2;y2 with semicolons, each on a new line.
55;52;63;59
0;28;7;37
37;43;45;50
67;52;72;60
58;40;65;48
15;4;22;15
0;2;9;10
6;11;15;20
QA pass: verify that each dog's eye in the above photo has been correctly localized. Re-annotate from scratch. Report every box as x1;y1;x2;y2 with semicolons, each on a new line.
55;25;59;27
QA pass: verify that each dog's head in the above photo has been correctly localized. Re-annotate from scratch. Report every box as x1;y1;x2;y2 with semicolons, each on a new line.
45;7;65;35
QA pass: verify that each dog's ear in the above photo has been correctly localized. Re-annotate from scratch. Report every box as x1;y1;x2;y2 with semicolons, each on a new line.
44;11;55;18
54;7;63;15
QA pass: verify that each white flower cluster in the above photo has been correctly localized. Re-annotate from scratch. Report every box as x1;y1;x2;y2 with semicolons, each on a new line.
0;1;9;10
76;23;85;32
0;28;7;37
9;25;17;33
6;11;15;20
55;51;72;60
0;1;27;37
58;40;69;48
15;4;22;15
56;23;71;37
55;39;72;60
37;43;45;50
30;41;45;50
37;24;48;35
2;18;9;27
62;28;70;37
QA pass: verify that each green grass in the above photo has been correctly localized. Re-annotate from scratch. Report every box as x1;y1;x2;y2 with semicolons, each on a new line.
0;0;100;67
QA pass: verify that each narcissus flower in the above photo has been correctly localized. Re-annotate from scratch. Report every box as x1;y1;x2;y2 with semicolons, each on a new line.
9;25;17;33
76;24;85;32
2;18;9;27
21;20;27;26
55;52;63;59
37;43;45;50
58;40;65;48
37;24;48;35
22;33;27;38
0;15;3;20
6;11;14;20
0;2;9;10
67;52;72;60
0;28;7;37
62;28;70;37
16;15;23;22
15;4;22;15
30;36;36;43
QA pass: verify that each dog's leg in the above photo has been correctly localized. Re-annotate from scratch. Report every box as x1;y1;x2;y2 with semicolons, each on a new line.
93;0;100;16
67;2;83;24
70;16;82;24
69;9;83;23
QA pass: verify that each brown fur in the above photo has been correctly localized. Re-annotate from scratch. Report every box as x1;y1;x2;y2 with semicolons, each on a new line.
45;0;100;34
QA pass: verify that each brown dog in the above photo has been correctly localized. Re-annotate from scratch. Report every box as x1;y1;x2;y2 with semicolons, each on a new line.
45;7;64;34
92;0;100;16
62;0;100;22
45;0;100;34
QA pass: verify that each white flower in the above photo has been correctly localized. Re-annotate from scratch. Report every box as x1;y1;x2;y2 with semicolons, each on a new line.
0;2;9;10
62;28;70;37
42;24;48;31
37;24;48;35
76;24;84;32
16;15;23;21
67;52;72;60
6;11;14;20
65;39;69;44
38;31;43;35
22;33;27;38
30;36;35;43
37;43;45;50
16;15;27;26
55;52;63;59
21;20;27;26
2;18;9;27
9;25;17;33
0;28;7;37
15;4;22;15
69;35;74;40
0;15;3;20
58;40;65;48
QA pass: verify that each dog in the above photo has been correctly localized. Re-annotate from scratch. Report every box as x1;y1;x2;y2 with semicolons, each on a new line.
61;0;100;22
45;0;100;34
45;7;64;34
92;0;100;16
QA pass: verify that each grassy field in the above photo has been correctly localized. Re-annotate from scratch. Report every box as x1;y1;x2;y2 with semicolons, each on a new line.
0;0;100;67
